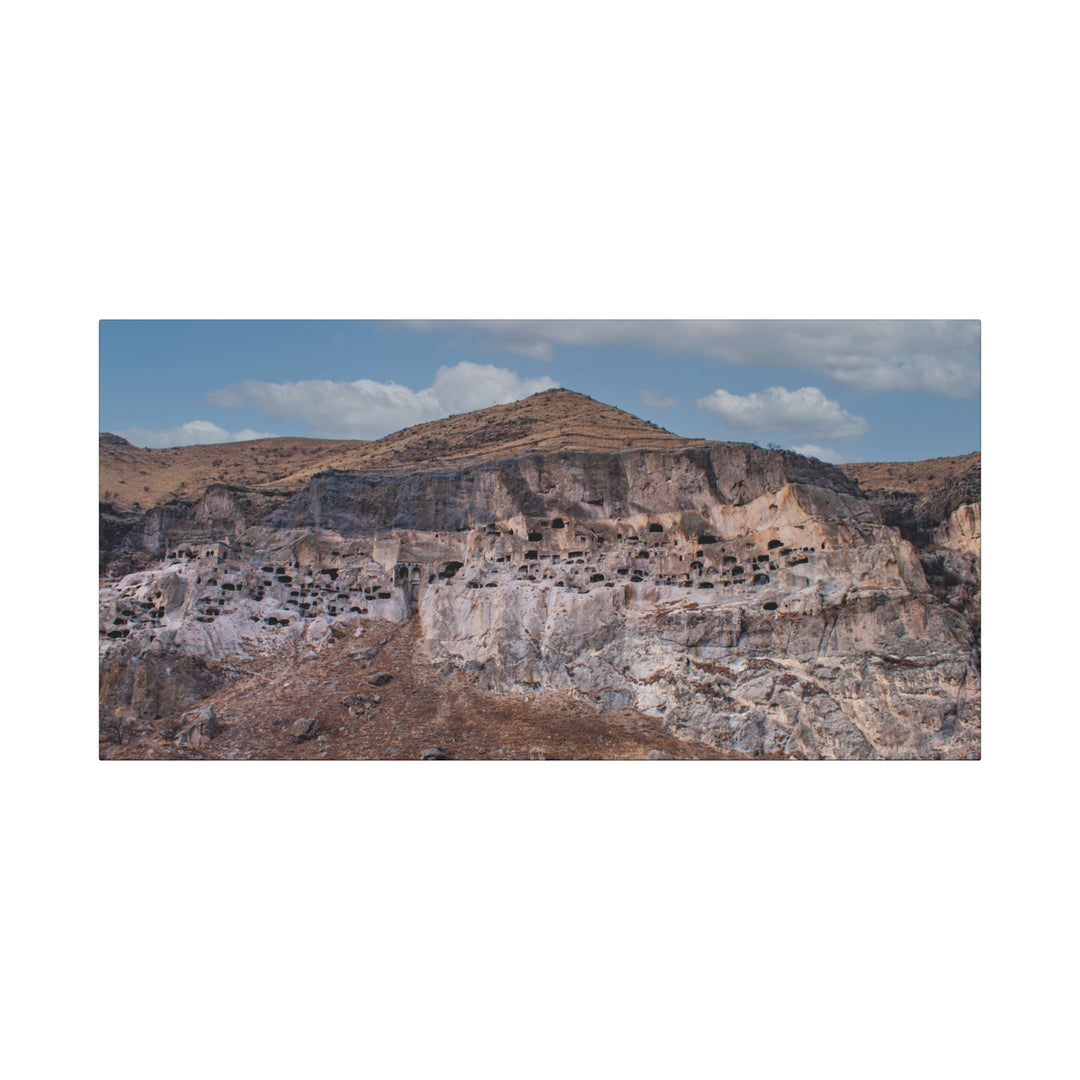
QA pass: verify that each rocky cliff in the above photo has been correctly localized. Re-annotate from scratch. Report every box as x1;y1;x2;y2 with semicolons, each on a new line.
99;393;980;759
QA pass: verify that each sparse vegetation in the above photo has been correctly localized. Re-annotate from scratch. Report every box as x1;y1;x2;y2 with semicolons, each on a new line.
99;708;134;746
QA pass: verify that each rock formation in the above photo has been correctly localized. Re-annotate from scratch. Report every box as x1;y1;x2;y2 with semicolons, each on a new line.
99;390;981;759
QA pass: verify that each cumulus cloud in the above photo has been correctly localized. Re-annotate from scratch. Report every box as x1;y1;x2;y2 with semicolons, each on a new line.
639;390;679;409
118;420;278;449
397;320;980;398
204;361;559;439
696;385;869;441
790;444;853;464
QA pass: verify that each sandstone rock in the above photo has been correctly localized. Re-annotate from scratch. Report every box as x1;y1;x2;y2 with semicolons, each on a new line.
303;616;333;652
175;705;218;747
934;502;981;556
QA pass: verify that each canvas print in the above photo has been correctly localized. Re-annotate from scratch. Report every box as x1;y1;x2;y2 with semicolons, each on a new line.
99;320;981;760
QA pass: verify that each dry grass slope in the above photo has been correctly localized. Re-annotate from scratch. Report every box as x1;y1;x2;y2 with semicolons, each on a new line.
840;451;980;495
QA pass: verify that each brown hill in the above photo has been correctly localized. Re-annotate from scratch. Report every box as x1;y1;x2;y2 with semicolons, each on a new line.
840;452;981;496
100;389;699;511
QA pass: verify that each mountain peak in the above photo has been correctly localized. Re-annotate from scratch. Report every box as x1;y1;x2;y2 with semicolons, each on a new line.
356;387;693;470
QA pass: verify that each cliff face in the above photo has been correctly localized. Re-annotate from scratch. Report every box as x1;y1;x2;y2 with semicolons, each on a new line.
100;485;296;577
262;445;863;533
842;453;981;648
99;425;981;759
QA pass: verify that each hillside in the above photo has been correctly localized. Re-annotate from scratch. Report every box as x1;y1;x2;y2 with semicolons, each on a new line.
100;389;699;511
99;389;981;760
840;451;981;496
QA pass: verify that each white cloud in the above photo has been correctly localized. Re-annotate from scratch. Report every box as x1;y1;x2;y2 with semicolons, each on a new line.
204;361;559;439
696;385;869;441
397;320;980;398
118;420;278;449
639;390;679;409
790;444;853;464
507;340;555;363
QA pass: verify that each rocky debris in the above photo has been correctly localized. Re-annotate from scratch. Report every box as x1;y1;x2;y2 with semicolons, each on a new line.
342;691;381;716
525;749;552;760
176;706;218;747
368;672;393;687
342;692;381;707
421;747;449;760
645;749;674;760
290;717;319;742
353;647;379;661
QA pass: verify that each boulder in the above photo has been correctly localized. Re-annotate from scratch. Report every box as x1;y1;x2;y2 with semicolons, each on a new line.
290;717;319;742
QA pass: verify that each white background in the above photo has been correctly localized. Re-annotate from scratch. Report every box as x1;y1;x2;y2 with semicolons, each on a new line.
4;2;1076;1078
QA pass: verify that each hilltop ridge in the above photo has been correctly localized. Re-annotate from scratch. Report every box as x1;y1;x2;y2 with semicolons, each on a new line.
100;389;702;511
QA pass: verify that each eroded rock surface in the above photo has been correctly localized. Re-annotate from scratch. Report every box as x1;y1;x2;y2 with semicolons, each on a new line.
99;401;980;760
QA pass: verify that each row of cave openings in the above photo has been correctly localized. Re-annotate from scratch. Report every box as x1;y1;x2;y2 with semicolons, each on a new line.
109;521;831;639
434;532;822;594
102;588;168;638
104;558;393;636
191;561;398;625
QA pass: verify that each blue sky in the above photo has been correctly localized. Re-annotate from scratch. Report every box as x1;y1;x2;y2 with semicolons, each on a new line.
99;320;980;463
